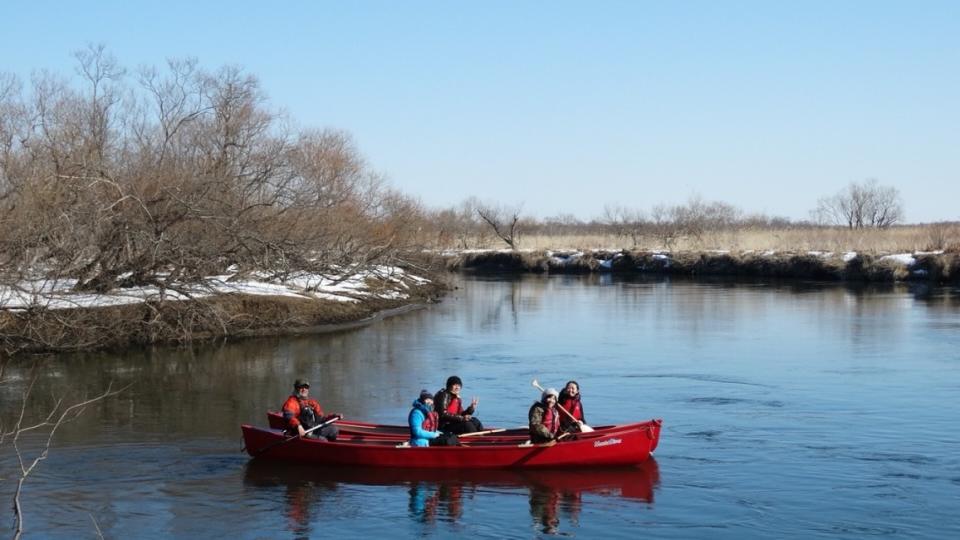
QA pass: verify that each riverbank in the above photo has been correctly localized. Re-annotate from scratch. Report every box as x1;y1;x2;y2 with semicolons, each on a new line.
444;249;960;284
0;267;447;355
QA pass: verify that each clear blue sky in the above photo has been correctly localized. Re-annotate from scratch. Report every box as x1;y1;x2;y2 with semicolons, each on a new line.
2;1;958;221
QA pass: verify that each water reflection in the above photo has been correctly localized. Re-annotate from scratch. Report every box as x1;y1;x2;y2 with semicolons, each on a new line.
243;459;660;536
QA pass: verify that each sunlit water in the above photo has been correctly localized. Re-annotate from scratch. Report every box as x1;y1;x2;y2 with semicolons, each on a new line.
2;275;959;539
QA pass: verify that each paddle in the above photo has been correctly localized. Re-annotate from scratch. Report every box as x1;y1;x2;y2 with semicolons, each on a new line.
253;415;341;456
459;428;507;438
531;379;595;433
517;432;572;448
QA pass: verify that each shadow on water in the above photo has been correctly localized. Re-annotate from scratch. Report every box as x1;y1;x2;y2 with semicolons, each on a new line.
242;458;660;536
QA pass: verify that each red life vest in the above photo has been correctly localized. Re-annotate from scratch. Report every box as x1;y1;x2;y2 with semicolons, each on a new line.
445;395;462;415
422;410;439;432
560;398;583;421
542;405;560;435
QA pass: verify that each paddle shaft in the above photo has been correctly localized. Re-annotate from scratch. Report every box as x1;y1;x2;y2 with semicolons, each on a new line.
458;428;507;438
254;415;340;456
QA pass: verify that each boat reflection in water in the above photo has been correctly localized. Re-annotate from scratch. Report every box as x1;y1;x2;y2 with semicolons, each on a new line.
243;458;660;535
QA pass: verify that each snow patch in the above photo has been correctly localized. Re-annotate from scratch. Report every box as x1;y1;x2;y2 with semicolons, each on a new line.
879;254;916;266
0;266;427;311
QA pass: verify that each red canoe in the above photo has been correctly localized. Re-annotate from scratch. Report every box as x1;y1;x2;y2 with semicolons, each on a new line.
265;411;662;452
242;421;660;469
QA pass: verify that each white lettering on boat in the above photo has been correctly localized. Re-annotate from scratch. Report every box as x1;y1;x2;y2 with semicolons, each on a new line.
593;437;622;448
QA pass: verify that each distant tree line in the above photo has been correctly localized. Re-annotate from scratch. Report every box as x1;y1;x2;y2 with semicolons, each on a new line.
422;184;910;251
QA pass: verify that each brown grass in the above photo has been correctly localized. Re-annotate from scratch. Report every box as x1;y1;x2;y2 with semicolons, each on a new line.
470;224;960;253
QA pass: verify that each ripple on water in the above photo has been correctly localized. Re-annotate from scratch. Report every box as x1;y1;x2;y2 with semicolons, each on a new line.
686;430;723;439
685;397;785;408
622;373;774;387
851;452;937;465
820;523;902;536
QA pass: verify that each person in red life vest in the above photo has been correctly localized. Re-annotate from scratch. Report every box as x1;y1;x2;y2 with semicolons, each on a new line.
529;387;561;443
281;379;340;441
408;389;442;447
433;375;483;434
558;380;586;432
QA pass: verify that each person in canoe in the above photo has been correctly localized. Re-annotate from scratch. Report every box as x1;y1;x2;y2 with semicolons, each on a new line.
529;387;561;443
281;378;340;441
558;380;586;433
434;375;483;434
409;389;441;447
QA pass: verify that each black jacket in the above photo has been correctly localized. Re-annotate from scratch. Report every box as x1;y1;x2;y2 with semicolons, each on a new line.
433;388;476;427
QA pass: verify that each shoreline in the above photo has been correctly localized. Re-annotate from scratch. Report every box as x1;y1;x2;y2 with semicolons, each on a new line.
442;249;960;284
0;271;448;356
6;247;958;356
229;302;431;339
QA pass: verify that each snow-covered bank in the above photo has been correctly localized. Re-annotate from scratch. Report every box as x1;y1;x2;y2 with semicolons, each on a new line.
0;267;428;311
0;267;446;355
442;249;960;283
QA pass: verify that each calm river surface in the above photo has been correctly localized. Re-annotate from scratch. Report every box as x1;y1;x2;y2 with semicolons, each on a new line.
2;275;960;539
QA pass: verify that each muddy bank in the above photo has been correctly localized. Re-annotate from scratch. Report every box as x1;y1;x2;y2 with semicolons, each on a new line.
444;250;960;284
1;274;448;356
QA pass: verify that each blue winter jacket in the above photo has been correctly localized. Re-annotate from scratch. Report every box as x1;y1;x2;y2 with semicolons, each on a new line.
408;400;441;447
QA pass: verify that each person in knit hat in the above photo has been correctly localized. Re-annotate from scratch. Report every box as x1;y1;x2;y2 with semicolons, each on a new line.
433;375;483;434
528;387;561;443
408;389;441;447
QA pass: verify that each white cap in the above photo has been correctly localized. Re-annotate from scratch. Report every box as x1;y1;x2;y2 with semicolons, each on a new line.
542;388;559;401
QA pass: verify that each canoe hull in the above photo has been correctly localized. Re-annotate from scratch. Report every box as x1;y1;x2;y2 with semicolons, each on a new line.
265;411;662;447
242;423;658;469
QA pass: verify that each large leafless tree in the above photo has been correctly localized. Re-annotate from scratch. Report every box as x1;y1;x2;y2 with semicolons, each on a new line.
813;179;903;229
0;46;425;353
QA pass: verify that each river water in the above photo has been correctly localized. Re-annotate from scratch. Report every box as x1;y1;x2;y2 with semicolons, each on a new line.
2;275;959;539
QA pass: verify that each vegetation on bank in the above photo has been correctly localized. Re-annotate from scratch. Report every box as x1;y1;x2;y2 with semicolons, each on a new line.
0;270;446;355
427;199;958;255
444;249;960;284
0;48;436;355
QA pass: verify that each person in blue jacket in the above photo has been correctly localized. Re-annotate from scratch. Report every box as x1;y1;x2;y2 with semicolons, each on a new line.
409;389;442;447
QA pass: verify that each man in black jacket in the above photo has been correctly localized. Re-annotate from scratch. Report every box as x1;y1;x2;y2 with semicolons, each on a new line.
434;375;483;434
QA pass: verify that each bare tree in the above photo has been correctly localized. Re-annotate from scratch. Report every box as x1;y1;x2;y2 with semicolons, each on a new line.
602;205;646;247
813;179;903;229
430;198;486;250
2;359;129;539
650;204;680;250
476;202;523;250
0;48;430;353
